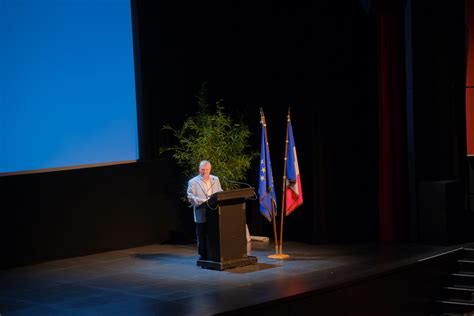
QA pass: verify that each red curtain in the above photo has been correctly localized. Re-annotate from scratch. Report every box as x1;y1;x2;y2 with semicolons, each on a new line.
377;14;406;241
466;0;474;156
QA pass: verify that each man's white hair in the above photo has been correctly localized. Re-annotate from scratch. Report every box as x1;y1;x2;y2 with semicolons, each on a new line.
199;160;211;168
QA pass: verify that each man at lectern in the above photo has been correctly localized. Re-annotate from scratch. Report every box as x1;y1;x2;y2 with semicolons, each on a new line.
187;160;223;260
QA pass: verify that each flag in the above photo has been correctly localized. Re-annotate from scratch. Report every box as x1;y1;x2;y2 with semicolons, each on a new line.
285;112;303;215
258;111;277;221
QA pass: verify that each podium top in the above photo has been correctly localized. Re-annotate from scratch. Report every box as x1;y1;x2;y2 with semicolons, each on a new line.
208;187;256;206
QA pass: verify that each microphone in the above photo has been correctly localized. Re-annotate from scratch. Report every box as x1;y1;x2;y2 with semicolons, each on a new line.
222;177;253;188
220;177;258;201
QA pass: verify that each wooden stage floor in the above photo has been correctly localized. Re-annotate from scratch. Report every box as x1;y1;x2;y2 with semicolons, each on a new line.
0;240;459;315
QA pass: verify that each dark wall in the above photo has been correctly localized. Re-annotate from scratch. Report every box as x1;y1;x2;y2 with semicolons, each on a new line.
409;0;473;244
1;0;379;268
137;0;379;243
0;161;184;269
410;0;466;182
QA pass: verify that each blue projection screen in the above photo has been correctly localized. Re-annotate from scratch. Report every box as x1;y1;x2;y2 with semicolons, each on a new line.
0;0;139;175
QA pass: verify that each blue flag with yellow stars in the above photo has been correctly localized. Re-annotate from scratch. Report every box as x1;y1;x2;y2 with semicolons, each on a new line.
258;111;277;221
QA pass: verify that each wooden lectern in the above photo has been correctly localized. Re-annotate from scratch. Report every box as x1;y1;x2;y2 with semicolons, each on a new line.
197;187;258;270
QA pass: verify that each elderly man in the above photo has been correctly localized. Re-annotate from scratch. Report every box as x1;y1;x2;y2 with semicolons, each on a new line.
187;160;223;260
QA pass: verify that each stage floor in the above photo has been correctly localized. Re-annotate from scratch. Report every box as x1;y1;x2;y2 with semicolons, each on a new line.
0;240;457;315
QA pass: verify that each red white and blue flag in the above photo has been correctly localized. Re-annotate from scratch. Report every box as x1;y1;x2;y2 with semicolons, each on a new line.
285;112;303;215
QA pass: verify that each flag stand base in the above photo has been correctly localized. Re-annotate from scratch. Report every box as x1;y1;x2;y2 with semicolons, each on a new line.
268;253;290;259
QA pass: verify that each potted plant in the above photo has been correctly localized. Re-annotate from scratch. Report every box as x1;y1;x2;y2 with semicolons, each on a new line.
160;84;256;191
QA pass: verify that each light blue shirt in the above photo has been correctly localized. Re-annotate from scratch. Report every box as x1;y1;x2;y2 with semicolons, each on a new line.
187;175;223;223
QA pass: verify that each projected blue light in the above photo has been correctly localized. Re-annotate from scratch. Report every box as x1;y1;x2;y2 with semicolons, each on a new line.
0;0;139;174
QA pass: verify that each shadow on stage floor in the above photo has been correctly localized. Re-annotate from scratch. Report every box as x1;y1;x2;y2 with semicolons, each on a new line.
0;240;466;315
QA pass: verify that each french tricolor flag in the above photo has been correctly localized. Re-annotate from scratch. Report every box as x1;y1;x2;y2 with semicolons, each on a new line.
285;111;303;216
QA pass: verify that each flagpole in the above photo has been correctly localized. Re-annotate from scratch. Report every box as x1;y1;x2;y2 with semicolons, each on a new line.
261;109;279;256
270;200;279;256
277;108;290;259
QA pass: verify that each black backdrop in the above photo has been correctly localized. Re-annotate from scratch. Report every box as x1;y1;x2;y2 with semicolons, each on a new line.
4;0;471;268
136;0;379;244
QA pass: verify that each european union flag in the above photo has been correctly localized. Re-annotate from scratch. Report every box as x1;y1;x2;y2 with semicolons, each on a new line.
258;111;277;222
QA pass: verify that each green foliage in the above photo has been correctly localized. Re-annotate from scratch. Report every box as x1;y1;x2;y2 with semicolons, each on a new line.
160;84;256;190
